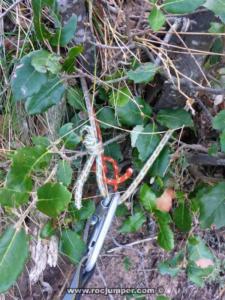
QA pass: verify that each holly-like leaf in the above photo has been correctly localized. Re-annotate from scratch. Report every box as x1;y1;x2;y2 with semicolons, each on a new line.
139;183;157;212
204;0;225;23
63;46;83;73
7;145;50;189
7;146;50;184
97;107;118;129
173;202;192;232
157;108;193;129
37;182;72;217
148;7;166;31
150;146;170;177
59;229;86;264
59;123;81;149
158;222;174;251
116;97;152;127
155;210;174;251
31;50;61;74
127;63;158;83
198;182;225;229
56;160;72;187
51;14;78;46
158;251;184;277
11;53;47;101
25;76;65;115
31;0;55;42
0;227;28;293
119;212;146;233
212;110;225;131
109;87;132;107
67;86;85;110
163;0;205;14
134;123;160;161
187;236;215;287
0;145;51;207
104;142;123;162
69;200;95;221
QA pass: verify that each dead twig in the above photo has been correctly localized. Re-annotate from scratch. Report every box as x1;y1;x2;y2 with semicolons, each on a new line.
0;0;24;20
107;236;156;253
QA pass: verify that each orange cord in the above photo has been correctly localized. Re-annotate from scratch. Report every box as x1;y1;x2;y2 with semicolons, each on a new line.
94;115;133;191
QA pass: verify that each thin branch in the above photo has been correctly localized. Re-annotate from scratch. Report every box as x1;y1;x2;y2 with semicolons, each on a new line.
0;0;24;19
107;236;156;253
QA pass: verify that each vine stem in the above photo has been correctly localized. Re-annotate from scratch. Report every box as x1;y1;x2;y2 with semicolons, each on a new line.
120;129;175;204
15;194;37;230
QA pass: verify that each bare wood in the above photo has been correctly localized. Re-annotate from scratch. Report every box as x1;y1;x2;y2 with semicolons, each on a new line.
120;130;174;204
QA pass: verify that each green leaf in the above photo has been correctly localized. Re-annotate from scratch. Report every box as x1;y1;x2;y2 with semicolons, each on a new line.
32;136;50;147
157;223;174;251
67;86;85;110
63;46;83;73
187;236;215;287
119;212;146;233
31;0;54;42
209;22;225;33
6;146;50;192
163;0;205;14
51;14;78;46
59;123;81;149
116;97;152;127
212;110;225;131
104;142;123;162
204;0;225;23
198;182;225;229
11;53;47;101
25;76;65;115
158;251;184;277
134;123;160;161
56;160;73;186
157;108;193;129
220;130;225;152
116;204;129;217
187;262;213;287
40;220;56;239
0;227;28;293
148;7;166;31
0;188;30;207
139;183;157;212
97;107;118;129
59;229;86;264
150;146;170;177
31;50;61;74
0;145;51;207
69;200;95;221
109;87;132;107
127;63;158;83
155;210;174;251
37;182;72;217
173;202;192;232
208;38;223;65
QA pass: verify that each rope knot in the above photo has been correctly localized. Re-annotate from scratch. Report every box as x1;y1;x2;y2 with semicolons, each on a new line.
81;126;103;156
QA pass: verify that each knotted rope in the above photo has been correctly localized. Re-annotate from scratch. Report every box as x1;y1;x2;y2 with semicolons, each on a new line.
74;125;108;209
